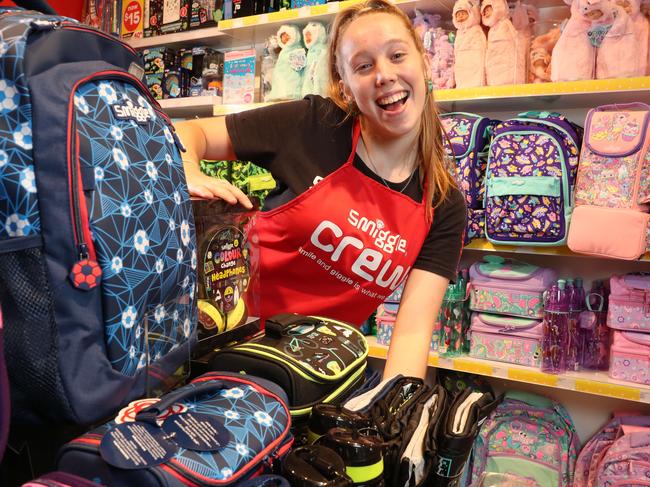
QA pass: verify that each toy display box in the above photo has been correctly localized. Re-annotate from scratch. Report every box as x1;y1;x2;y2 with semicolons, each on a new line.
191;199;261;357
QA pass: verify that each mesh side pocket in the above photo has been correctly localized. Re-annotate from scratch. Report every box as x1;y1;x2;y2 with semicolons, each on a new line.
0;245;74;424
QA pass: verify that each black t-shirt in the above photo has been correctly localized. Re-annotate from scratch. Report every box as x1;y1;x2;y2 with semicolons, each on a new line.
225;95;466;282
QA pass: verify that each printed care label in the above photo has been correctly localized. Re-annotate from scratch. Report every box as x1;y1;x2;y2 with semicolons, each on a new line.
99;422;175;469
162;413;231;451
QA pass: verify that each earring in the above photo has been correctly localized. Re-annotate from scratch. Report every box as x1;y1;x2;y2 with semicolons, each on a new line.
426;79;434;94
347;99;360;116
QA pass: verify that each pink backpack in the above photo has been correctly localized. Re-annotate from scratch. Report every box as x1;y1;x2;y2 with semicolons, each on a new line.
568;103;650;260
596;425;650;487
574;416;650;487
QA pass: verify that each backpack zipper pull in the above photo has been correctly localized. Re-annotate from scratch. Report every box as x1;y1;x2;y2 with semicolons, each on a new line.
69;244;102;291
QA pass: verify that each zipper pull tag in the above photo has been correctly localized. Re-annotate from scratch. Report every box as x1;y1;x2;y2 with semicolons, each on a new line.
30;19;62;31
69;254;102;291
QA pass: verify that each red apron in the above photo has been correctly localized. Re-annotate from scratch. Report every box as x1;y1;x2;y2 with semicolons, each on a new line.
256;121;430;325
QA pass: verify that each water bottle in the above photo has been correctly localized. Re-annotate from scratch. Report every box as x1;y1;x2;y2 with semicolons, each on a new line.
542;279;569;374
580;280;611;371
566;277;585;371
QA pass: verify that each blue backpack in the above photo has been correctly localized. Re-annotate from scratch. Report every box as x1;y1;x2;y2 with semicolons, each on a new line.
0;10;197;425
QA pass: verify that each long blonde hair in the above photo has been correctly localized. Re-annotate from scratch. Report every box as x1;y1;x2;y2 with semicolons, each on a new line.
327;0;456;220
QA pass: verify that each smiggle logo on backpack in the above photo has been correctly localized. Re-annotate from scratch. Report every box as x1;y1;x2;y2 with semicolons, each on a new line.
111;100;152;124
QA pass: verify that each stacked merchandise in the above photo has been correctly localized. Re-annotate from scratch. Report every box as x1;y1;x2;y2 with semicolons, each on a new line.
468;256;557;368
141;46;225;100
412;11;455;90
607;273;650;385
540;277;612;375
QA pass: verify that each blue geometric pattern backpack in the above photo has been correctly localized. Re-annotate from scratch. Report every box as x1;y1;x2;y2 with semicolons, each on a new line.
0;10;197;425
465;391;580;487
441;112;499;244
484;112;582;246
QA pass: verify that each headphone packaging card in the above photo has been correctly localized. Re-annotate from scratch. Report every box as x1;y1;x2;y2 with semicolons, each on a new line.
191;198;261;357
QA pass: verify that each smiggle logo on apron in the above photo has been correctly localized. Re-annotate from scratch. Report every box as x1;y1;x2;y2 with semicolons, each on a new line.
307;209;409;290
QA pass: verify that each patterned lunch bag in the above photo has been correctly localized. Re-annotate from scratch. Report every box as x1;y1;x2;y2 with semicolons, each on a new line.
210;314;368;425
0;10;196;425
57;373;293;486
568;103;650;260
484;111;581;246
469;256;557;319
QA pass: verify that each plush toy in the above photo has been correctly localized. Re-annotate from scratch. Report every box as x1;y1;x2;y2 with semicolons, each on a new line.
511;1;536;82
301;21;329;98
482;0;526;85
452;0;487;88
261;35;281;102
642;0;650;72
431;28;456;89
595;0;639;79
529;26;561;82
614;0;649;74
551;0;597;82
268;24;307;101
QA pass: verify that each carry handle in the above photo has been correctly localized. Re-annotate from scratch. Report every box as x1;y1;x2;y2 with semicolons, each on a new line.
505;390;554;409
586;292;605;312
265;313;319;338
136;380;230;425
595;102;650;112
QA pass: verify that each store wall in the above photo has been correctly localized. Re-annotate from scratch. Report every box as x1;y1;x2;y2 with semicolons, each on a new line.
0;0;83;20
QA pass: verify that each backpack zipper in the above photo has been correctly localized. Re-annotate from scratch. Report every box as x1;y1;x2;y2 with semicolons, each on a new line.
66;70;183;289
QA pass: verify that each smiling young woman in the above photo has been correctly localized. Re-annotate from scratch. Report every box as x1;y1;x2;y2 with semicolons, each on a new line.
174;0;466;379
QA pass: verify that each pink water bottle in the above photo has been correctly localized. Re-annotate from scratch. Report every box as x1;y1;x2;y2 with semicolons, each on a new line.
542;279;569;374
580;280;611;371
566;278;585;371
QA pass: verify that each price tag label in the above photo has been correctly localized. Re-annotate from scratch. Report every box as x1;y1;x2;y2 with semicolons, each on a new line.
162;413;231;452
99;422;175;469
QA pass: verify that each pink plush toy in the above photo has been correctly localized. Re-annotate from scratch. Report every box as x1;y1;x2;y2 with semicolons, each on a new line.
643;0;650;72
595;0;639;79
452;0;487;87
482;0;526;85
614;0;649;74
511;2;537;83
551;0;596;81
529;27;561;82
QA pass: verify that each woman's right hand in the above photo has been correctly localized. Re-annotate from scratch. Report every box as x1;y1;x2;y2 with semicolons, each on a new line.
184;162;253;209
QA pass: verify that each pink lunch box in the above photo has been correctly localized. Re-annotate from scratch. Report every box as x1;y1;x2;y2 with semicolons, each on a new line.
375;303;439;351
608;274;650;332
468;312;543;367
609;330;650;385
469;256;558;319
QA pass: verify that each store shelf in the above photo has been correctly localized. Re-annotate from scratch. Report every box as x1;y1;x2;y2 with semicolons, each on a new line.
366;336;650;404
435;76;650;112
213;101;286;116
464;239;650;262
218;0;421;44
126;27;229;50
158;96;222;118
